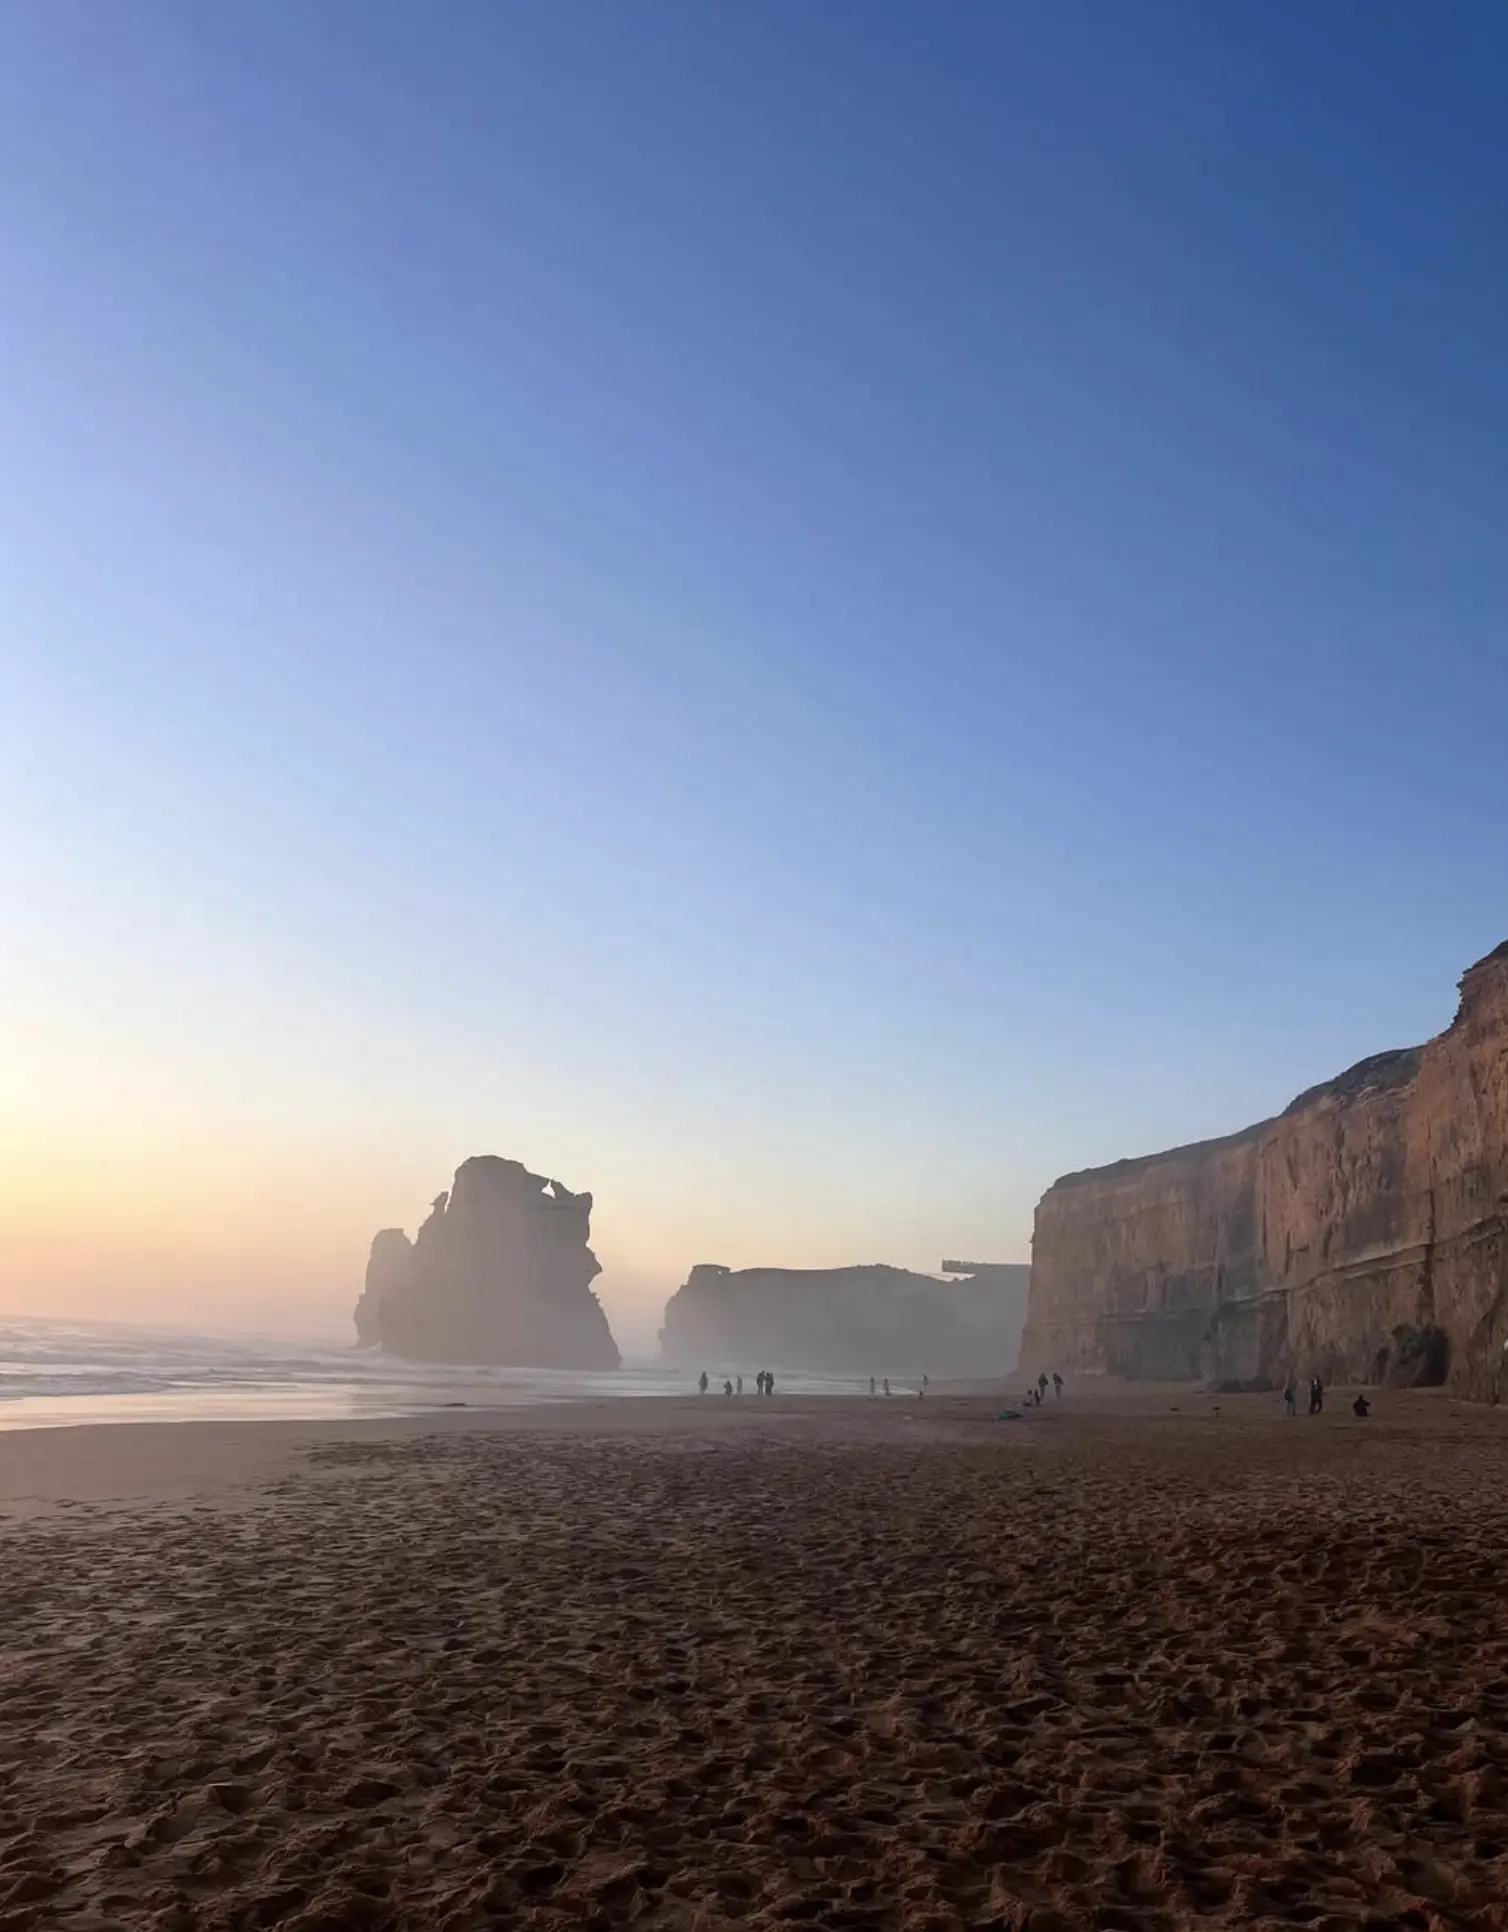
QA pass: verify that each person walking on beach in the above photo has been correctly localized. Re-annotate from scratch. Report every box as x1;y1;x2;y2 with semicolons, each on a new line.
1037;1372;1049;1401
921;1374;929;1397
723;1379;733;1397
736;1374;743;1395
699;1371;709;1395
1308;1375;1324;1415
882;1377;891;1397
1052;1372;1063;1399
1283;1379;1297;1417
869;1376;876;1397
765;1370;776;1397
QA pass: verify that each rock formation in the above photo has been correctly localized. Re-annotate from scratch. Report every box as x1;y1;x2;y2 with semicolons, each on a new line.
354;1229;415;1346
659;1260;1030;1376
1021;942;1508;1397
355;1157;620;1370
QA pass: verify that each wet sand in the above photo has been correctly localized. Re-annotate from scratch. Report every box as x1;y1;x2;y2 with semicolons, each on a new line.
3;1389;1507;1929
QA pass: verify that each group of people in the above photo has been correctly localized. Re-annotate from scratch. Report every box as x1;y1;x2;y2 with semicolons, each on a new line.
868;1376;929;1398
697;1369;947;1400
1283;1374;1371;1418
1024;1371;1063;1407
1283;1375;1326;1416
697;1370;777;1396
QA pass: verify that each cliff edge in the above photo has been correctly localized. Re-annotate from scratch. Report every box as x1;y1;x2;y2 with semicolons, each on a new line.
355;1156;620;1370
660;1261;1029;1376
1020;942;1508;1396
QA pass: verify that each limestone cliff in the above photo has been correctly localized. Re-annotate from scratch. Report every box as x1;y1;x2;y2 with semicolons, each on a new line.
659;1261;1029;1376
1021;943;1508;1396
355;1156;620;1370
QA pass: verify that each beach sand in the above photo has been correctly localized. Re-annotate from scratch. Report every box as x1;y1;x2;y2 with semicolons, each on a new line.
2;1389;1506;1930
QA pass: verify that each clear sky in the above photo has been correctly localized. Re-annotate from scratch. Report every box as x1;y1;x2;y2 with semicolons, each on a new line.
3;2;1505;1351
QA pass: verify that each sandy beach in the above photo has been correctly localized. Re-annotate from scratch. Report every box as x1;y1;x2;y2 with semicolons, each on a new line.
3;1389;1507;1931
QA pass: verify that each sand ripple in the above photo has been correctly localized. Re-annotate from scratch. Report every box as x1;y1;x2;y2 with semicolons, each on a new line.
1;1403;1507;1928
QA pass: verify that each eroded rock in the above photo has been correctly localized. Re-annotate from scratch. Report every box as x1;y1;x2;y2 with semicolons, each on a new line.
353;1229;414;1347
1021;942;1508;1397
355;1157;620;1369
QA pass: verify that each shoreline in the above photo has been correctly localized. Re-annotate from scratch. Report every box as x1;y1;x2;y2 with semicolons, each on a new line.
0;1391;1011;1516
0;1380;1488;1518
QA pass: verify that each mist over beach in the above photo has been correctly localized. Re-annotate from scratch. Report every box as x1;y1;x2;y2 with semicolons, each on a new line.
4;4;1507;1928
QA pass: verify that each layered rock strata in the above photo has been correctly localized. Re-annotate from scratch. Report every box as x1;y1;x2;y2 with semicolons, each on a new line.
1021;943;1508;1396
355;1156;620;1369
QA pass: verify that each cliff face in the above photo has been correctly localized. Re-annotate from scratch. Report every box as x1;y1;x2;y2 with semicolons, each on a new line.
660;1261;1030;1376
1021;943;1508;1396
356;1156;620;1370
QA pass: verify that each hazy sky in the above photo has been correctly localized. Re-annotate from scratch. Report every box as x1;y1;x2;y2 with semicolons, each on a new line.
3;2;1505;1351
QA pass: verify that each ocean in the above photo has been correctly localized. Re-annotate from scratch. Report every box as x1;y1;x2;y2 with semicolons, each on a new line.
0;1317;862;1429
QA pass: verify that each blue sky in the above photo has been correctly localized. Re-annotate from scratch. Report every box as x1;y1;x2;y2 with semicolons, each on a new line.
2;1;1505;1342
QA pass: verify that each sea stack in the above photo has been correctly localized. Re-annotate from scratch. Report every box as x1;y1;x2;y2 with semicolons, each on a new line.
1021;941;1508;1397
354;1228;415;1346
355;1156;620;1370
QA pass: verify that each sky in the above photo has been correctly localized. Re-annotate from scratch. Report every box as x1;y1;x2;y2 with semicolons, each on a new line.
2;1;1505;1353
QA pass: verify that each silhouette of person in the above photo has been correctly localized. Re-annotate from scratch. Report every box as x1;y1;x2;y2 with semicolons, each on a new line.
1052;1373;1063;1399
869;1377;876;1397
1308;1376;1320;1415
1037;1372;1049;1400
1352;1392;1370;1417
883;1377;891;1396
698;1371;709;1395
1283;1380;1297;1417
765;1371;776;1397
921;1374;929;1396
723;1379;733;1397
736;1374;743;1395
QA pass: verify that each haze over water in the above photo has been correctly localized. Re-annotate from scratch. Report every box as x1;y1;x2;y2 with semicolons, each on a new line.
4;5;1506;1345
0;1316;878;1431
